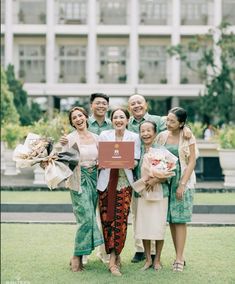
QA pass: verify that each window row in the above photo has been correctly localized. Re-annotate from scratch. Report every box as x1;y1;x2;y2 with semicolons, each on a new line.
1;0;235;25
1;43;206;84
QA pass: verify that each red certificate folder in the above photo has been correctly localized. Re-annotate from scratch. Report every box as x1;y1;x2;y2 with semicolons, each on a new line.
98;141;135;169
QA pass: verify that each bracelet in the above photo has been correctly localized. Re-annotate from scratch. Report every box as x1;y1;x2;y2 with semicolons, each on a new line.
180;182;186;186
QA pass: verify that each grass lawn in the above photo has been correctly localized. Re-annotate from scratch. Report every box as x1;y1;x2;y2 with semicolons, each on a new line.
1;224;235;284
2;191;235;205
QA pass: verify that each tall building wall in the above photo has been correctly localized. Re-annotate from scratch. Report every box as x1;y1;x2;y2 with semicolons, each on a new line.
1;0;235;111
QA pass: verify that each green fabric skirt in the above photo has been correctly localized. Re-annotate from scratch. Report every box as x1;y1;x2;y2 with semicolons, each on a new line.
70;166;104;256
165;144;194;223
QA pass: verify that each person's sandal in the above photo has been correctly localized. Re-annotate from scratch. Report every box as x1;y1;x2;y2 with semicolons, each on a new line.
172;260;186;267
109;264;122;276
173;261;184;272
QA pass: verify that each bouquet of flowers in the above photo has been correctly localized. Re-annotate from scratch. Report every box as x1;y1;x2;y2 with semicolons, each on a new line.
13;133;79;189
132;147;178;201
13;133;53;168
145;147;177;179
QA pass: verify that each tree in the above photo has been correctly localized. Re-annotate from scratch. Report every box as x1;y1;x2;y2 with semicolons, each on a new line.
168;22;235;124
5;64;43;125
0;67;19;124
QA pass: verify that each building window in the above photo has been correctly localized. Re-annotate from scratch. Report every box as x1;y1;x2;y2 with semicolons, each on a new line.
16;0;46;24
222;0;235;25
180;49;205;84
1;44;4;67
139;0;169;25
1;0;5;24
181;0;211;25
99;46;127;83
57;0;87;24
139;46;167;84
58;45;86;83
99;0;127;25
18;45;46;83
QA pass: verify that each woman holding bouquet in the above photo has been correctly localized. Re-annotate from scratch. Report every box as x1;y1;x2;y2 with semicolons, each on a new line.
134;121;173;271
156;107;197;272
62;107;104;272
97;108;140;276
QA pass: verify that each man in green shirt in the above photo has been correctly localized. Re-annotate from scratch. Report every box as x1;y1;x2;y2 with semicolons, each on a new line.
128;94;166;134
88;93;112;264
128;94;192;263
88;93;112;135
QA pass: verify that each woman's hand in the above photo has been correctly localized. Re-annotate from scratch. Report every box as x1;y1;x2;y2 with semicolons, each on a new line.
59;135;68;146
146;177;158;188
176;185;185;200
151;170;175;179
183;126;192;140
40;161;48;169
145;184;153;192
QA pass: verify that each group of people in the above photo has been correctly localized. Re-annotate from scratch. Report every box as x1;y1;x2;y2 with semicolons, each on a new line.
58;93;197;276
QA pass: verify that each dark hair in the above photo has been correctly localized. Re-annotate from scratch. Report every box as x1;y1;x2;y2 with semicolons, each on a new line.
110;108;130;121
90;93;109;104
139;120;157;133
169;107;187;128
69;106;89;128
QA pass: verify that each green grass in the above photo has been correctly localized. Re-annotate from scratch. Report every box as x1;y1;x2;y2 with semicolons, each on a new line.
2;191;235;205
1;191;71;203
194;192;235;205
1;224;235;284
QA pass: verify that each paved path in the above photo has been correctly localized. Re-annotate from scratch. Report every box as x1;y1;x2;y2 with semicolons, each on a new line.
1;168;229;190
1;168;235;226
2;212;235;226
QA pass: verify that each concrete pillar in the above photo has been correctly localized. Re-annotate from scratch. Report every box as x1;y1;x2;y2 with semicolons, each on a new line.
129;0;138;85
171;96;180;108
87;0;96;84
171;0;181;84
47;96;54;119
5;0;13;67
46;0;55;84
213;0;222;73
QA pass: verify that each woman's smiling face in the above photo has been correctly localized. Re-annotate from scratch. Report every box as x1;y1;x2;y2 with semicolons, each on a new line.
112;109;128;131
71;109;88;130
140;122;156;146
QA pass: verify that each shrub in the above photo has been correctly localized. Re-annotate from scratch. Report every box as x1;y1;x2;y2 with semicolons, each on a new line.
1;123;29;149
188;122;205;139
216;125;235;149
30;113;72;143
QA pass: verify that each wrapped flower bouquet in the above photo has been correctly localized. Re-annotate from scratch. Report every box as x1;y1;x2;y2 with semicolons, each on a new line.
13;133;79;189
132;147;178;201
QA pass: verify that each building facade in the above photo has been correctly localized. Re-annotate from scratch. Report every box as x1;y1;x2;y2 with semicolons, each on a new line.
1;0;235;112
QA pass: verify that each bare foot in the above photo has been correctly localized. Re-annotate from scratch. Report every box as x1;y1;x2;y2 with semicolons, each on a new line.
153;262;163;271
141;260;152;271
70;256;83;272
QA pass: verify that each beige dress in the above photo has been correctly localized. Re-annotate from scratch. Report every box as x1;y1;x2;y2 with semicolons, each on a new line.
135;150;168;240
